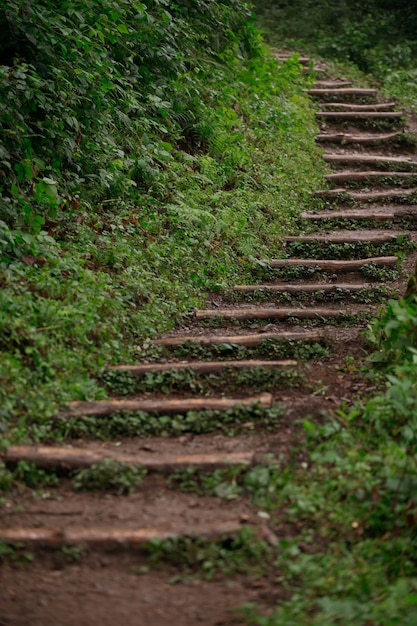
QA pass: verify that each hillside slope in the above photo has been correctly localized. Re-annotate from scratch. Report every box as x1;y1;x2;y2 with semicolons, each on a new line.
0;1;323;433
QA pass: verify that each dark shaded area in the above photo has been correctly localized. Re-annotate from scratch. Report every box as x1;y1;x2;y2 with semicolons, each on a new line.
254;0;417;72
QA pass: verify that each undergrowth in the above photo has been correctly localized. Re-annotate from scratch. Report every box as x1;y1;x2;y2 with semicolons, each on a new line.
284;237;415;261
254;0;417;115
169;339;330;361
8;403;284;443
0;0;324;439
102;365;302;396
232;285;393;305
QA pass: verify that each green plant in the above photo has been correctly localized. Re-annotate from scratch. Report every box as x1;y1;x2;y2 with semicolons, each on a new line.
11;460;59;488
30;403;283;441
103;365;301;396
145;527;269;579
368;297;417;367
171;339;330;361
72;459;147;494
284;237;415;261
60;545;85;563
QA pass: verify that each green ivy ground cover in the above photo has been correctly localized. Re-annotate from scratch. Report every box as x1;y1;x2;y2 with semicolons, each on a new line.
0;1;324;435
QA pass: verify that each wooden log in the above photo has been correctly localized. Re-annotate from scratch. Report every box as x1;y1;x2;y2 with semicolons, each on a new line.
0;521;243;547
272;53;311;65
316;131;404;144
305;66;325;74
2;445;255;471
233;282;377;294
308;88;377;97
155;330;323;348
269;256;397;270
313;187;353;198
313;188;417;201
108;360;296;375
66;393;273;417
195;307;346;321
325;171;417;184
323;154;416;167
284;231;405;244
312;80;353;88
348;189;417;201
321;102;396;111
316;111;403;120
302;207;417;221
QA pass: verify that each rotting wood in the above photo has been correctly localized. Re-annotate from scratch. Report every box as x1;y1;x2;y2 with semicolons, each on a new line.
269;257;397;270
66;393;273;417
154;330;323;348
321;102;396;111
316;131;403;144
0;521;244;547
316;111;403;120
233;282;379;294
108;360;296;375
325;171;417;184
308;88;377;97
284;231;406;244
195;307;347;321
323;154;416;167
2;446;255;471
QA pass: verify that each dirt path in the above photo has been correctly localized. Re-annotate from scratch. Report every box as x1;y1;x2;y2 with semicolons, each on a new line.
1;55;417;625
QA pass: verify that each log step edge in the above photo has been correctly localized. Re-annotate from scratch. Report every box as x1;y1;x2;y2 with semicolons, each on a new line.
108;359;297;375
154;330;324;347
2;445;256;471
269;256;398;269
284;231;408;243
0;522;245;547
316;131;404;144
233;282;383;294
66;393;273;417
195;307;357;320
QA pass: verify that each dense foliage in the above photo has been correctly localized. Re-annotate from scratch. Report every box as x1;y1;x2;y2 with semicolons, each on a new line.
255;0;417;113
0;1;323;431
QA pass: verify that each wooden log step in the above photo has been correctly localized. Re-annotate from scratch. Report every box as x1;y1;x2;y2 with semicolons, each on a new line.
324;171;417;184
66;393;273;417
313;188;417;202
321;102;396;111
108;360;296;375
316;111;403;120
155;330;323;348
316;131;404;144
308;88;377;97
272;53;311;65
269;257;397;270
0;521;244;547
195;307;349;321
302;207;417;221
323;154;417;168
312;80;353;88
233;282;377;294
285;230;406;244
2;445;255;471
